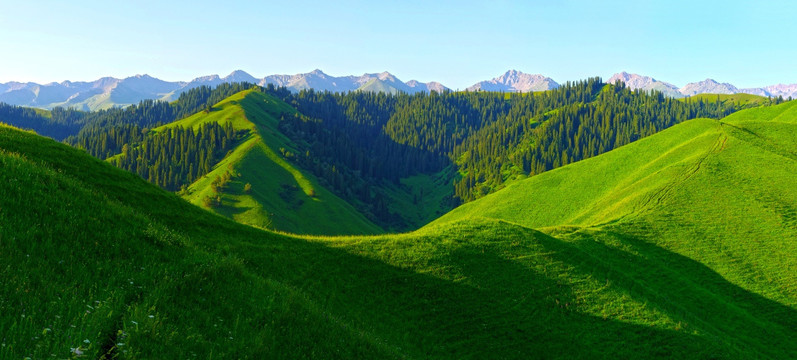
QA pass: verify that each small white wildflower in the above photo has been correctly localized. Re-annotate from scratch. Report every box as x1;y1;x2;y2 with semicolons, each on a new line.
131;321;138;325
148;315;154;319
83;339;90;344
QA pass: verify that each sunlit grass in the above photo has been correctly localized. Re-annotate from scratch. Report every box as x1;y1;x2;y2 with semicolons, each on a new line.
1;101;796;358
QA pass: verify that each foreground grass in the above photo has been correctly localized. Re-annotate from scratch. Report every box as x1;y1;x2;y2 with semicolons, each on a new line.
1;101;796;359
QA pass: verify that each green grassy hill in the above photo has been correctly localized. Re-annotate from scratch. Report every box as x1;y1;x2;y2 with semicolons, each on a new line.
0;124;399;359
1;101;796;359
681;93;771;107
430;102;797;357
151;89;382;235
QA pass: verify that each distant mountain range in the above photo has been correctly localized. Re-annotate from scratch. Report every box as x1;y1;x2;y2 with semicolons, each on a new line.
466;70;559;92
607;71;797;99
2;69;795;111
0;70;452;111
260;69;449;95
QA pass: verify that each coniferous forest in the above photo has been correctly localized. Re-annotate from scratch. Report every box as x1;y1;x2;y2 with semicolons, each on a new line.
271;79;747;203
109;122;239;191
1;79;757;228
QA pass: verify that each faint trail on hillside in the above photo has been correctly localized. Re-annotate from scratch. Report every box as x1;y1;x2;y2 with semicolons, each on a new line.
632;132;727;218
720;122;797;230
721;122;797;162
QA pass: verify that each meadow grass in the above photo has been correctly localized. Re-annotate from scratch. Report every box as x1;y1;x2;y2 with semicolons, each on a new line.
1;101;796;359
680;93;771;107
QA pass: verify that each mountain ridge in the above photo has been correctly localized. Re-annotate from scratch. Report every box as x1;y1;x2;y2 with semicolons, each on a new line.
466;70;560;92
608;71;797;99
4;69;796;111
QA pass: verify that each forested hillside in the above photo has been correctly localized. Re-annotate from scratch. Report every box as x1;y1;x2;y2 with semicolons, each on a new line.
110;121;240;191
0;83;258;145
106;89;382;235
0;104;85;139
272;79;759;205
2;80;766;231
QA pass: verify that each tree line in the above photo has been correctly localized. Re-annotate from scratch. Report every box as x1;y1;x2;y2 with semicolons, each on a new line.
0;104;86;139
266;79;749;203
7;79;765;230
110;122;239;191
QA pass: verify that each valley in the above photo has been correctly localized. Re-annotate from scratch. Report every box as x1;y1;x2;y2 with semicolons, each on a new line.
1;98;795;358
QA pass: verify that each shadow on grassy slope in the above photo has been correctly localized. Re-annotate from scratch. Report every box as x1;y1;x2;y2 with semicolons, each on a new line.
3;123;795;359
214;224;730;359
541;223;797;359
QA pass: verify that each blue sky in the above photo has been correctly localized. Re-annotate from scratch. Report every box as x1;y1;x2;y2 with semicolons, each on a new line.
1;0;795;89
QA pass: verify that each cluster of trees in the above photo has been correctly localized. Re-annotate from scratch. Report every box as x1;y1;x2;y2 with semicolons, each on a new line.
451;81;744;200
203;169;238;207
110;122;239;191
267;79;746;203
67;124;147;159
1;81;254;143
0;104;86;139
25;79;761;229
65;83;257;155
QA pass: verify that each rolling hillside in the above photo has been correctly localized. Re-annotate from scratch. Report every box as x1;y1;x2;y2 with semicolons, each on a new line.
152;89;382;235
680;93;771;108
1;101;795;358
0;124;400;359
430;104;797;357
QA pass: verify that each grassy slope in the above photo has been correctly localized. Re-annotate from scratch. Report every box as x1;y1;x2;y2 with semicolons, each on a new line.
2;101;796;359
153;89;382;235
0;127;730;359
721;97;797;124
0;125;396;359
32;108;52;118
432;117;725;228
680;93;770;107
430;102;797;357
